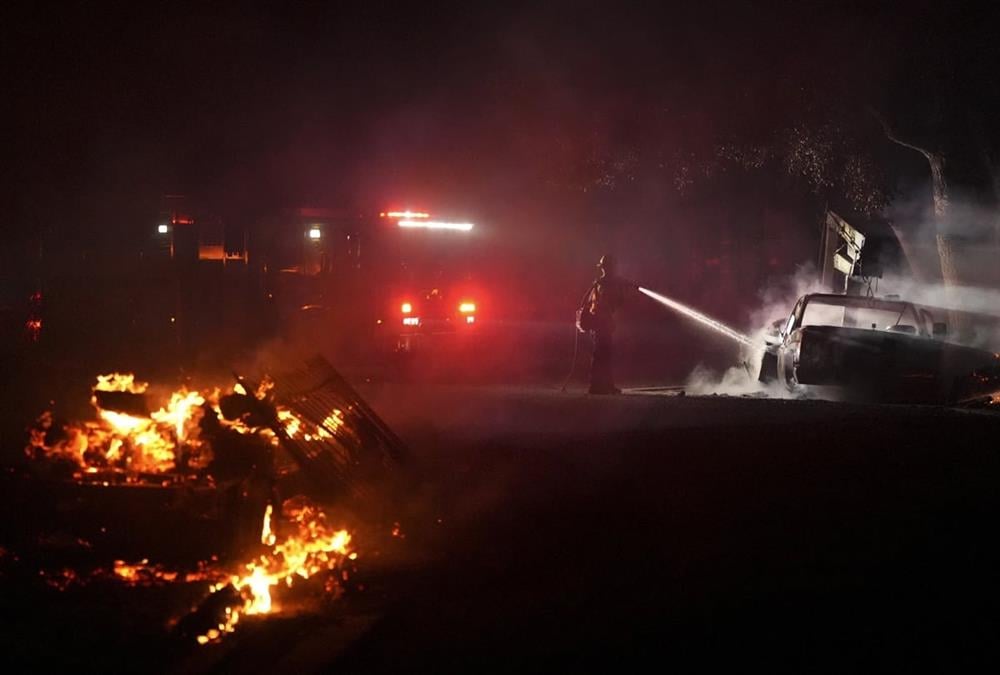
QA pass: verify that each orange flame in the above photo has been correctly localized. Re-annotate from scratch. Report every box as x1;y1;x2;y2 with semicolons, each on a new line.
28;374;227;476
196;501;355;644
94;372;149;394
27;372;349;477
234;502;352;615
23;372;361;645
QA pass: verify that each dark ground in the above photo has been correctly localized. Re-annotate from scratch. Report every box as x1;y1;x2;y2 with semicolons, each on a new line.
3;370;1000;672
336;387;1000;672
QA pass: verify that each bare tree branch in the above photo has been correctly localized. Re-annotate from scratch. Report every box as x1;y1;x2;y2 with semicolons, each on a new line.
865;105;934;160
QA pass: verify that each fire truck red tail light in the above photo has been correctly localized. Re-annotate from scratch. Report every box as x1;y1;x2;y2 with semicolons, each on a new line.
401;302;413;315
459;302;476;314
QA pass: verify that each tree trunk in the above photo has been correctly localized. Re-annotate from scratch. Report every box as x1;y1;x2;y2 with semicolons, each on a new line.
926;154;972;340
927;154;957;285
871;110;954;282
928;154;948;220
869;109;971;340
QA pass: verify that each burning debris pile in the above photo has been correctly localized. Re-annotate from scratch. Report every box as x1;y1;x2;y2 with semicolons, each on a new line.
6;357;405;647
27;373;206;479
24;371;325;483
14;496;358;646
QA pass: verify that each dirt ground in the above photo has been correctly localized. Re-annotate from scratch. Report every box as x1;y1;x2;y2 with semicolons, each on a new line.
3;384;1000;672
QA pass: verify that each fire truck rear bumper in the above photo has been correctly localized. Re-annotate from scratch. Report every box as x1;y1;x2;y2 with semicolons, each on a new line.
384;318;479;352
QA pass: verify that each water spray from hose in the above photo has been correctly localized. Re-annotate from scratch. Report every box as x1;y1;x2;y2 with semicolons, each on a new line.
638;287;754;347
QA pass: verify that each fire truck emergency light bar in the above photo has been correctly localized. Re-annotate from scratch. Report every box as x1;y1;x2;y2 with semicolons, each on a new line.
398;220;474;232
384;210;430;219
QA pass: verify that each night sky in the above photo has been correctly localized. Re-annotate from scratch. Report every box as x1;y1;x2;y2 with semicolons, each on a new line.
2;1;995;258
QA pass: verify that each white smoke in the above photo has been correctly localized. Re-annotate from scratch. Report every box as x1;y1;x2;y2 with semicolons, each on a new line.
876;278;1000;318
885;191;1000;349
682;264;827;397
872;275;1000;350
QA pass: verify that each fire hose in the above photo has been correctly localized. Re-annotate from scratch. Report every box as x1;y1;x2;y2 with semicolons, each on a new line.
559;282;599;392
562;283;755;392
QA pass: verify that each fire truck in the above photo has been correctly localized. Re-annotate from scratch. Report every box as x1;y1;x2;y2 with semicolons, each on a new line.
255;208;485;358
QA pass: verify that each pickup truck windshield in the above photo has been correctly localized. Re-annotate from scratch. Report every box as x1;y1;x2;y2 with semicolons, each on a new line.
800;297;925;335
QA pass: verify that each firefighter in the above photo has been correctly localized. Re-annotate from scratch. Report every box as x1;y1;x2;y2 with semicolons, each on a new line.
584;255;634;394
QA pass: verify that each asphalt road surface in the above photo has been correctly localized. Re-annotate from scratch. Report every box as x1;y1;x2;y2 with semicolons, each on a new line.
4;384;1000;672
331;385;1000;672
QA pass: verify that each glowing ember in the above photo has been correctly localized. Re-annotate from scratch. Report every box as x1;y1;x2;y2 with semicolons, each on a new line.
112;559;186;585
39;567;80;591
27;501;357;645
272;406;335;443
261;504;276;546
277;408;302;439
322;410;345;433
95;372;149;394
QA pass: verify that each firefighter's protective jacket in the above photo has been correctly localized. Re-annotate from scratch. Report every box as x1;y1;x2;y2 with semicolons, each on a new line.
587;276;626;332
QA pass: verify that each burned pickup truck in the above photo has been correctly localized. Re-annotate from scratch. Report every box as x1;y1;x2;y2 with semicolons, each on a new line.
759;293;1000;404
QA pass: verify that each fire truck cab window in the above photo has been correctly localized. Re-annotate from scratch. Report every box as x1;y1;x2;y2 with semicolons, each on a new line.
395;229;475;287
